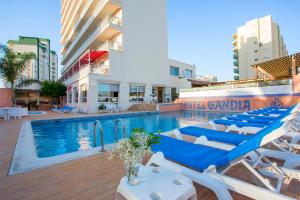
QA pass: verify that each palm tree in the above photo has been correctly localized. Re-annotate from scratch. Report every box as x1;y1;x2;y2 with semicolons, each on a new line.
0;45;35;105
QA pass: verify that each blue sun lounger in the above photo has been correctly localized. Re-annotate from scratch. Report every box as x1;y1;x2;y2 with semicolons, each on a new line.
151;120;284;172
178;126;251;145
225;116;274;124
213;119;268;128
235;114;277;120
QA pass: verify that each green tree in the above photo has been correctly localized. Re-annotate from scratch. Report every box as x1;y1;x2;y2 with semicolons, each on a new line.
40;80;66;104
0;45;35;105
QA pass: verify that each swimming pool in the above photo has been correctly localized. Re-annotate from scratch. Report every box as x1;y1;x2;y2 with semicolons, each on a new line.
31;111;232;158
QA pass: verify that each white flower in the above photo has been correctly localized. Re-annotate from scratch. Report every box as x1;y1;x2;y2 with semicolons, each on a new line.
108;130;154;167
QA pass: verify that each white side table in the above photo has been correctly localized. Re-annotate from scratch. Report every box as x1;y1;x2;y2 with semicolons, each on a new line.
117;165;197;200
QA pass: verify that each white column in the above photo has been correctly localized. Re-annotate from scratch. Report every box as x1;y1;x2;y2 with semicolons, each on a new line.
119;82;129;110
144;84;152;103
88;76;98;113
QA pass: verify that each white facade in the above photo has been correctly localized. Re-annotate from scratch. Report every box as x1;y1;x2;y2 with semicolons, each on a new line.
7;36;58;82
60;0;195;113
233;15;288;80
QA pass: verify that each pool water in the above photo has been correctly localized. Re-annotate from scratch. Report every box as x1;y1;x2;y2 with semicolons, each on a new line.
31;111;233;158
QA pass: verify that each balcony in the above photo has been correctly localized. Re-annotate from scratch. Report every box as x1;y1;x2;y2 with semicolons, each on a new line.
232;39;237;46
232;33;237;40
234;75;239;81
91;63;109;76
233;53;238;60
233;61;239;67
61;0;122;51
61;15;122;69
233;68;239;74
233;48;238;54
98;40;122;51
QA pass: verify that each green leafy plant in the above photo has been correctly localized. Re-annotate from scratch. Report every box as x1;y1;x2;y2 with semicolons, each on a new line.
0;45;35;105
98;103;106;110
40;80;66;104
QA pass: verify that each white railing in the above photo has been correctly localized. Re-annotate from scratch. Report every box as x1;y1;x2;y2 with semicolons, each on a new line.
61;0;93;46
181;79;292;92
98;40;122;51
91;63;110;76
62;14;122;68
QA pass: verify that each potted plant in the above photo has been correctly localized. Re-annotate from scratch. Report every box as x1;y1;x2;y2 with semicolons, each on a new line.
109;128;160;185
98;103;106;112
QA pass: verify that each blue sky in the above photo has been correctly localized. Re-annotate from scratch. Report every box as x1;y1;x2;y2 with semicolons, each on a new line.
0;0;299;81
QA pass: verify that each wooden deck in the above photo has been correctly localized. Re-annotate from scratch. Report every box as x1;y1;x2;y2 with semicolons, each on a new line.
0;111;299;200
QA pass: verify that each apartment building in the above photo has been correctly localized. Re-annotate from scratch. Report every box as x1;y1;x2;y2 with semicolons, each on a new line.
60;0;195;113
7;36;58;82
233;15;288;80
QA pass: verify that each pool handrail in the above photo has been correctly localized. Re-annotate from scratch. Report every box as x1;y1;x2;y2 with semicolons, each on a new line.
93;120;105;152
114;118;126;142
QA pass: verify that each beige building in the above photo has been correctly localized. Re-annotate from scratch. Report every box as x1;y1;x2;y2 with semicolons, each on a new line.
7;36;58;82
233;15;288;80
60;0;195;113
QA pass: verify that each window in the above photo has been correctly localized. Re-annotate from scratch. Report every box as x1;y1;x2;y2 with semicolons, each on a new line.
171;88;177;101
97;83;119;103
80;84;87;102
254;50;258;53
254;58;258;62
73;87;78;103
184;69;193;78
170;66;179;76
129;84;145;102
68;91;72;103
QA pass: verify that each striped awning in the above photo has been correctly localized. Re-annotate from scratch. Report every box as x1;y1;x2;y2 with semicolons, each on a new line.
252;52;300;80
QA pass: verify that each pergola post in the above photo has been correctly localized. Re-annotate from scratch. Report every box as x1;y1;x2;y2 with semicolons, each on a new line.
292;55;296;77
254;65;259;80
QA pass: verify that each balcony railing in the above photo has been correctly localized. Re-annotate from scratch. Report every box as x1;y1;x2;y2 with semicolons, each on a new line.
233;53;238;60
233;61;239;66
91;63;109;76
62;1;122;64
62;14;122;66
99;40;122;51
181;79;291;92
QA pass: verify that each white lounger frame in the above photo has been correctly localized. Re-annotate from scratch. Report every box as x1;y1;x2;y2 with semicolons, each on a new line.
146;152;295;200
169;118;300;198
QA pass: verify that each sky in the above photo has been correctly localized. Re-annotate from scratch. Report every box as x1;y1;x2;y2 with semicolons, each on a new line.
0;0;299;81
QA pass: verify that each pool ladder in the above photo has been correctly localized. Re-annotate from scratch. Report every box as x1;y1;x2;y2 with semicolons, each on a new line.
93;120;105;152
114;118;126;142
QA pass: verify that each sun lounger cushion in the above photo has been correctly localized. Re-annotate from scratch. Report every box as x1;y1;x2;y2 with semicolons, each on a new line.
226;116;273;124
179;126;251;145
151;134;228;172
214;119;267;128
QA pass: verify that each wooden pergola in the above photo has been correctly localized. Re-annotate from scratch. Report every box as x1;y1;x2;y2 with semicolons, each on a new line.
252;52;300;80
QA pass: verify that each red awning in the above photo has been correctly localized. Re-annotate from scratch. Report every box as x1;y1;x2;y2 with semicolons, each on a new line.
79;50;108;65
62;50;108;81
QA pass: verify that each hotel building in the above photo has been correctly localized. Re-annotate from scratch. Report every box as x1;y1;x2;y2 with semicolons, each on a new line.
233;15;288;80
60;0;195;113
7;36;58;82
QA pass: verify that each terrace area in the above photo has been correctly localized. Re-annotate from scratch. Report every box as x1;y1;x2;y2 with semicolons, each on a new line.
0;111;300;199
